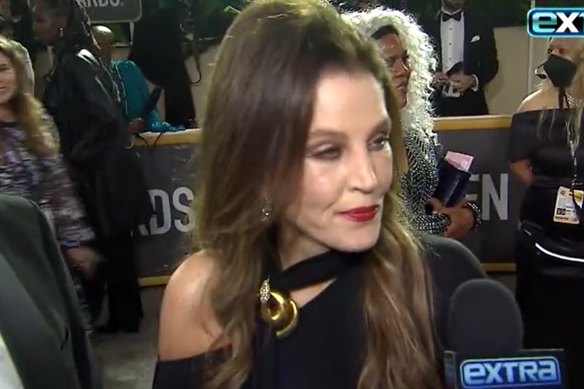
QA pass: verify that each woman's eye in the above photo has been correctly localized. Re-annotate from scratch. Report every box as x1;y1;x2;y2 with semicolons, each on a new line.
313;146;341;160
370;134;390;150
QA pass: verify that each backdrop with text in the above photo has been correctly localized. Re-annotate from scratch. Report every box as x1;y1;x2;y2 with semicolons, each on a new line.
134;116;523;284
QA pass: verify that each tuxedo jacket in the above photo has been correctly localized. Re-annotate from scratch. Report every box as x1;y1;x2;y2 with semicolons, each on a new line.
0;195;102;389
422;10;499;116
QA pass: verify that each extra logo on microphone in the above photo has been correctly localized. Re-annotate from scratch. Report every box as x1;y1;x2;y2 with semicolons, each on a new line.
527;8;584;37
461;356;561;388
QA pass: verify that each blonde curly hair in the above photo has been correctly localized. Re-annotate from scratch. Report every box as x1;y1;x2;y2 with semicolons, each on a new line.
344;7;437;139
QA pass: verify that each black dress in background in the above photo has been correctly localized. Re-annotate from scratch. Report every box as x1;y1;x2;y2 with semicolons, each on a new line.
152;234;485;389
509;109;584;388
43;46;153;331
128;6;196;127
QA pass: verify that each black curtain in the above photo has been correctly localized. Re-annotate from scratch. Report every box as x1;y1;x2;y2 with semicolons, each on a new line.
10;0;37;61
128;4;196;127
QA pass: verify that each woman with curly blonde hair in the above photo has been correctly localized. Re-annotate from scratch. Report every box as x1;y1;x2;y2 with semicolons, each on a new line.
345;8;481;239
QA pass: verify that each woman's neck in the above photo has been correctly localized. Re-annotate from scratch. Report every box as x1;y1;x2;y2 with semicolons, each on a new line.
277;232;329;270
53;39;82;58
278;246;329;270
52;38;64;53
567;84;583;100
0;106;16;122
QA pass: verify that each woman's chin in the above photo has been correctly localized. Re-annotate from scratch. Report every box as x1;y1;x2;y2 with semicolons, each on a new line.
396;94;407;109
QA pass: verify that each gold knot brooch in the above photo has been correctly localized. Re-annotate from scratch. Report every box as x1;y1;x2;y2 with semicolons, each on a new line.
258;279;299;338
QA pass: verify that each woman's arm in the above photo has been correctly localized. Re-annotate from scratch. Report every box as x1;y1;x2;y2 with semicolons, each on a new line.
429;136;480;239
510;159;533;186
440;200;481;239
400;190;450;236
158;252;224;360
32;201;103;389
508;93;541;187
38;113;101;275
39;113;94;244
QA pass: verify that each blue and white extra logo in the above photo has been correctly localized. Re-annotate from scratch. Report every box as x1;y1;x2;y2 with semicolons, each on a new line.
461;356;561;388
527;8;584;37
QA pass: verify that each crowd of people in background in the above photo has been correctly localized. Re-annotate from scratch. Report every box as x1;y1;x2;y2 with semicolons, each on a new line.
0;0;162;337
0;0;151;385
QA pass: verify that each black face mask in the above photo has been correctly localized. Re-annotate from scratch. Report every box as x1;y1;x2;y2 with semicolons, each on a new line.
541;54;577;88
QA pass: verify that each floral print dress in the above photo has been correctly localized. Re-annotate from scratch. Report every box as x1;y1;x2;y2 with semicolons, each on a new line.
0;113;95;332
0;113;94;246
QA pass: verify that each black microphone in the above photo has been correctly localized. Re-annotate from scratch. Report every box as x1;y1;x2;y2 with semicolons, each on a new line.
444;279;565;389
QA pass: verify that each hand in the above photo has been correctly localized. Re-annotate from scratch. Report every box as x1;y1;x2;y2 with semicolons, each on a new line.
450;74;476;93
432;72;448;87
128;118;145;135
66;246;103;279
427;197;445;213
441;204;475;239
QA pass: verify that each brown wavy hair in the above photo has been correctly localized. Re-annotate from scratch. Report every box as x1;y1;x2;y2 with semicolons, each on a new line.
194;0;440;388
0;36;53;156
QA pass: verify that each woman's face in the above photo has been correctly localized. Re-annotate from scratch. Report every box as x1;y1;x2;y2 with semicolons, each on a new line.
32;1;63;45
376;33;410;109
0;52;18;104
547;38;583;63
279;69;393;264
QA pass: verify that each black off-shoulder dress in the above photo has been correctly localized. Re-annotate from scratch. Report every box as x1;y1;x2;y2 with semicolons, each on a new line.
509;109;584;240
152;234;485;389
510;109;584;388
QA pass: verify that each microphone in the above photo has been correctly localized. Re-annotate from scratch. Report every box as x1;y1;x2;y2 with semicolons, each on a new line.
140;87;163;120
444;279;565;388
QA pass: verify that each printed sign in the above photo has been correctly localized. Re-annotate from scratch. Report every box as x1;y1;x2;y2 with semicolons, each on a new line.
133;143;197;277
134;123;525;278
79;0;142;23
437;127;526;264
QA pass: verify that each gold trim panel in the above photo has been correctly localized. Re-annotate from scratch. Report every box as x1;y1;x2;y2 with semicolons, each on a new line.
133;114;513;146
434;115;511;131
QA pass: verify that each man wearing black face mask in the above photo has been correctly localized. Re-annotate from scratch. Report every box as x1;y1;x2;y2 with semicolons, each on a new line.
508;38;584;389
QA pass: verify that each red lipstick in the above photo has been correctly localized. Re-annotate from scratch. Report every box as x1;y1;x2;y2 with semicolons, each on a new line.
340;205;379;222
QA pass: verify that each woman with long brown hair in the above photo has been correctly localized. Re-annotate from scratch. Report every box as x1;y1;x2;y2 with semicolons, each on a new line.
154;1;483;388
510;37;584;388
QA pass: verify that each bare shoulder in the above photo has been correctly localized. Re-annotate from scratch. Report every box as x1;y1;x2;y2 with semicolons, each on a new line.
517;89;552;113
158;250;223;360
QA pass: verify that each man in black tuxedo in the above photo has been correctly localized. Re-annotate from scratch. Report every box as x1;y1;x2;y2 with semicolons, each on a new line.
0;195;102;389
422;0;499;116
